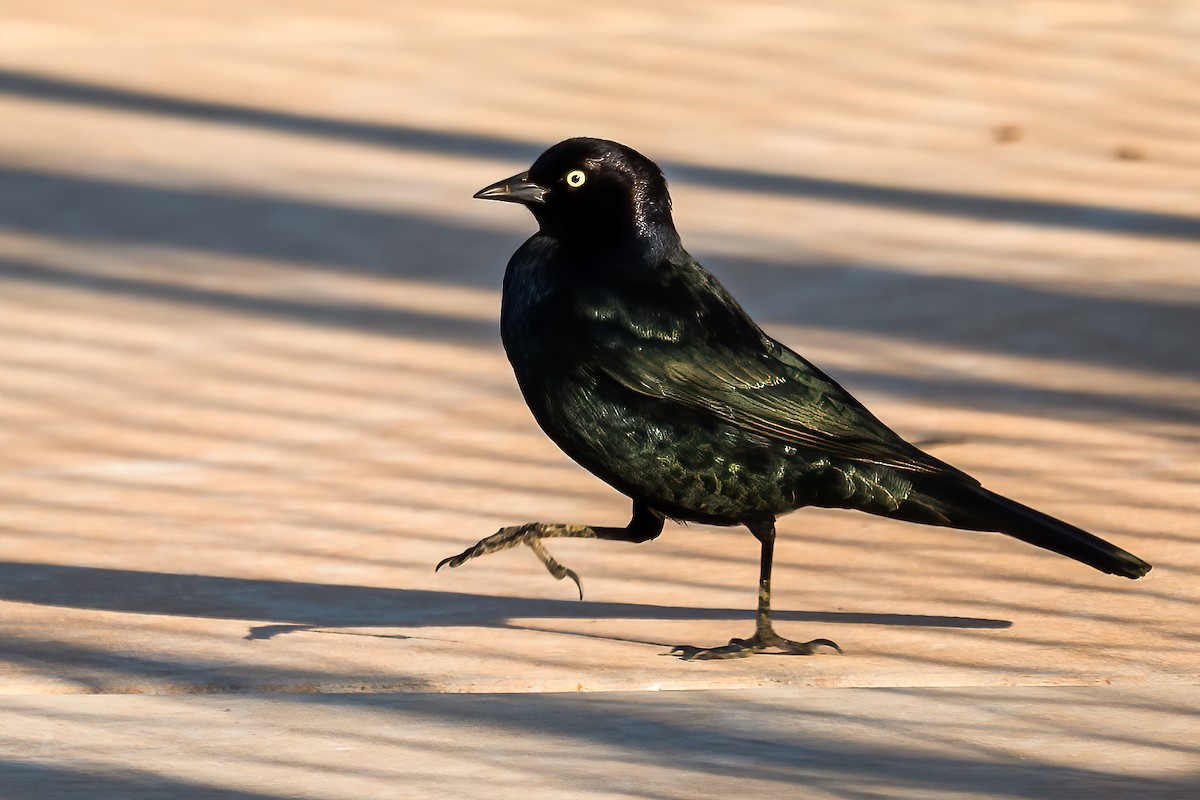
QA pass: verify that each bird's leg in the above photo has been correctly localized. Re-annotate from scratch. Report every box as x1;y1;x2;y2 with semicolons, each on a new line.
436;502;664;599
672;520;841;660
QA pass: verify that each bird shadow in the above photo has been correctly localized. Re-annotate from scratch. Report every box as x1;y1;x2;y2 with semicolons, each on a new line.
0;561;1011;646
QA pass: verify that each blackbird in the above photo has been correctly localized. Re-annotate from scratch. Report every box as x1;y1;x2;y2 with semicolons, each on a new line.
437;137;1151;660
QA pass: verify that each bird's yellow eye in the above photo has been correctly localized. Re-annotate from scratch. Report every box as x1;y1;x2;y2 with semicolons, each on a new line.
565;169;587;188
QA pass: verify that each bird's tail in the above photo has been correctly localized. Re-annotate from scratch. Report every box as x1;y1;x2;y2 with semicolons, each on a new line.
907;481;1152;579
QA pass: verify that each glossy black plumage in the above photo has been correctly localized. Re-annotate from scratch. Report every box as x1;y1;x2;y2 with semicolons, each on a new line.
439;137;1151;659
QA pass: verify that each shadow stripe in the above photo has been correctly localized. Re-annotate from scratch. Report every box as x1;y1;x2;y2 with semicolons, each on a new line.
2;68;1198;240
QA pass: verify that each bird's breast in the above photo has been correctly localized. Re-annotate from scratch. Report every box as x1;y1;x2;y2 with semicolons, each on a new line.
499;237;564;361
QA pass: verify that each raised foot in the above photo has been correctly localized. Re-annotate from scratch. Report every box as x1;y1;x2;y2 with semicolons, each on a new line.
671;630;842;661
435;523;585;599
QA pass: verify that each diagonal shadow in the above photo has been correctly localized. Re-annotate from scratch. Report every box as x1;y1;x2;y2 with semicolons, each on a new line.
0;761;295;800
0;67;540;161
714;254;1200;381
304;691;1200;799
0;164;519;284
0;562;1011;635
3;693;1195;800
2;67;1198;241
1;166;1197;384
834;366;1200;428
0;256;497;345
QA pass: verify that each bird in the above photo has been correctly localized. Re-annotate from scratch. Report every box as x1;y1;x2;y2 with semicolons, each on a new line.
436;137;1152;660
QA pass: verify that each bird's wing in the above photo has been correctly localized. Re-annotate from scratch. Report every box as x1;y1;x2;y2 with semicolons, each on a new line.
591;329;967;478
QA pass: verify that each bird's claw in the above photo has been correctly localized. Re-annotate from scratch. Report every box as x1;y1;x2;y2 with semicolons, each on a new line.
670;643;753;660
671;632;842;661
525;536;584;599
561;568;584;600
435;524;533;573
435;549;474;572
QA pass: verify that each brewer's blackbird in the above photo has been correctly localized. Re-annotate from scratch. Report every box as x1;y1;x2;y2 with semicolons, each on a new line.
437;137;1152;660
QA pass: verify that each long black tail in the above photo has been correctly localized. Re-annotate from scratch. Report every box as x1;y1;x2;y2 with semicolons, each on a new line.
906;481;1152;579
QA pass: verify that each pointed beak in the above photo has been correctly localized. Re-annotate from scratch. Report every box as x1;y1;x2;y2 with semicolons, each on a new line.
473;172;547;206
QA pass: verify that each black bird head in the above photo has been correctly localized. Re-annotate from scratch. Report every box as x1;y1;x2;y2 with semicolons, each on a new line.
474;137;677;245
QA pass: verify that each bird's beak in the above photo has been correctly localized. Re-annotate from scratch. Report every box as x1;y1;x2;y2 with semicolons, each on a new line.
473;172;548;206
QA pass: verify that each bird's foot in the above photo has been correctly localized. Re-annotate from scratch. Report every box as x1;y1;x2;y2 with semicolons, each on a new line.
671;629;841;661
435;522;586;599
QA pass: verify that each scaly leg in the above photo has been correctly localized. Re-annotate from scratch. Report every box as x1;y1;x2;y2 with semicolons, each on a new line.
672;519;842;660
436;502;664;599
